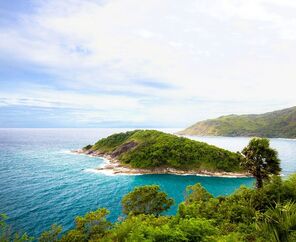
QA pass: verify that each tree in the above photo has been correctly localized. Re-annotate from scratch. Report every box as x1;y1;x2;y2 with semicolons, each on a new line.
241;137;281;189
0;214;33;242
61;208;111;242
185;183;213;204
39;224;62;242
122;185;174;216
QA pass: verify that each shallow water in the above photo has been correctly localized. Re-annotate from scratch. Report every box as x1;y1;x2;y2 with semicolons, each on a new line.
0;128;295;237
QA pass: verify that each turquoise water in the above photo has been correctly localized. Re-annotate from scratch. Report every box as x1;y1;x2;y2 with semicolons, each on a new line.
0;128;295;237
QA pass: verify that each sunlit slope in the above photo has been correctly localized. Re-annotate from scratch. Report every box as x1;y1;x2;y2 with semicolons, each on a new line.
179;106;296;138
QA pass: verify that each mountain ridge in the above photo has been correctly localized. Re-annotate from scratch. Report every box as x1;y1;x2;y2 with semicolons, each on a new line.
178;106;296;138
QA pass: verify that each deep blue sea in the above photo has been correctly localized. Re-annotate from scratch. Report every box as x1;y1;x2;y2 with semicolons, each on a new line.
0;128;295;238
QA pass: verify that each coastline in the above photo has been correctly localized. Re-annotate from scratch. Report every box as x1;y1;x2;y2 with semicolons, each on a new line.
72;149;251;178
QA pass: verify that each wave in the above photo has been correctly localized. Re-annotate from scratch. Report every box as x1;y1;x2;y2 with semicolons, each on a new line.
59;150;75;155
60;149;105;159
82;168;141;176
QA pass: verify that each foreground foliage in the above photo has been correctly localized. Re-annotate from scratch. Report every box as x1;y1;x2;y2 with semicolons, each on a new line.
2;174;296;241
0;214;33;242
256;202;296;242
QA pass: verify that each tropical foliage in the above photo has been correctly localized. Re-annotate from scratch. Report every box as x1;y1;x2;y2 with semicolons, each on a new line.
1;173;296;241
256;202;296;242
0;214;33;242
241;137;281;188
122;185;174;216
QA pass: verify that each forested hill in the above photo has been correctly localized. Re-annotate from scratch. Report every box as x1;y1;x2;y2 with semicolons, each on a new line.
178;106;296;138
83;130;243;172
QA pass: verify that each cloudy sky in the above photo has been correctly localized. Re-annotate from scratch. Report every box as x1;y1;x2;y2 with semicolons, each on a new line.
0;0;296;128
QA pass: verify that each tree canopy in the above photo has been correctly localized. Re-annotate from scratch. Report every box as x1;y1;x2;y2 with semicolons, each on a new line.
121;185;174;216
241;137;281;188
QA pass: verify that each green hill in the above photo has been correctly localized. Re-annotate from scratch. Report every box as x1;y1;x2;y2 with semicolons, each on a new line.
179;106;296;138
83;130;243;172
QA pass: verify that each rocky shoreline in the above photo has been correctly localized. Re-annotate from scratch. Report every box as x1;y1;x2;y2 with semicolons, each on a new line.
72;149;251;178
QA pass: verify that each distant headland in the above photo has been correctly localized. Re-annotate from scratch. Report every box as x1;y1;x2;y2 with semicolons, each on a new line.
73;130;250;177
178;106;296;138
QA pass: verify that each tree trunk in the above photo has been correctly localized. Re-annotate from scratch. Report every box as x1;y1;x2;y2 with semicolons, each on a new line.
255;170;263;189
256;177;263;189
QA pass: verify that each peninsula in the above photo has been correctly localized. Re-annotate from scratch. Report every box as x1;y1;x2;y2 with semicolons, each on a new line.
75;130;249;177
178;106;296;138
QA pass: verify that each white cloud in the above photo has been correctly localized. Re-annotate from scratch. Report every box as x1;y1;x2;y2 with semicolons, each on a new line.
1;0;296;126
0;88;140;110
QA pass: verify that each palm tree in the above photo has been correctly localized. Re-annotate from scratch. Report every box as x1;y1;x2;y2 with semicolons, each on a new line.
241;137;281;188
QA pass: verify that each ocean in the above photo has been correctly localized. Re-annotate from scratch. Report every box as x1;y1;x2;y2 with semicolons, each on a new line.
0;128;295;237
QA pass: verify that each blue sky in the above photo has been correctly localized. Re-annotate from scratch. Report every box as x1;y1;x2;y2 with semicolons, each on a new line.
0;0;296;128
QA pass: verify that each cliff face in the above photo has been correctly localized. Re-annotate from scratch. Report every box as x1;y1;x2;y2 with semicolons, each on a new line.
179;106;296;138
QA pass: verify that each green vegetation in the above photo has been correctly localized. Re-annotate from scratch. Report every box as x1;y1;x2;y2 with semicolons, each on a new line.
3;139;296;241
241;138;281;188
85;130;243;172
91;131;138;153
39;225;62;242
0;214;33;242
179;106;296;138
256;202;296;242
60;208;111;242
122;185;174;216
3;175;296;241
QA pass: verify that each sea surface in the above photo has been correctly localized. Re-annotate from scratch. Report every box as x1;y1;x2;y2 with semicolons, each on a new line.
0;128;295;237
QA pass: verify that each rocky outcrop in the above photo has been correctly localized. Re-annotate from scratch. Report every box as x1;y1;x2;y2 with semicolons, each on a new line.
110;141;138;158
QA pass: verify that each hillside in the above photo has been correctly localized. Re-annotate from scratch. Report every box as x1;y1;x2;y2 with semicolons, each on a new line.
179;106;296;138
82;130;244;173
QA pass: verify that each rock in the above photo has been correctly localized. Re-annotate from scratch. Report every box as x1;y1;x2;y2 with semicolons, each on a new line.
110;141;138;158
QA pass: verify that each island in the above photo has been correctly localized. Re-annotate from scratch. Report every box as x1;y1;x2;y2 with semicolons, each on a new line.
178;106;296;138
74;130;249;177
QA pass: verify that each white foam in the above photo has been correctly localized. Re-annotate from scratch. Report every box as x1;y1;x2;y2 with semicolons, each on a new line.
83;168;141;176
62;150;106;160
83;168;102;173
60;149;76;155
83;168;115;175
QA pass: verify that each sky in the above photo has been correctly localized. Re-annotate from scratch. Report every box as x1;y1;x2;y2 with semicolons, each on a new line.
0;0;296;128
